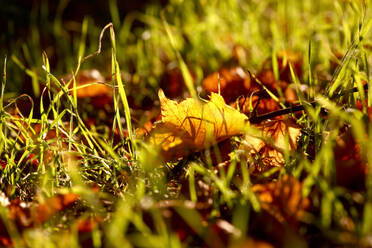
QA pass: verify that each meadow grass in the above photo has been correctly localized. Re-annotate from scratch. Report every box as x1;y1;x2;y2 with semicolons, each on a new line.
1;0;372;247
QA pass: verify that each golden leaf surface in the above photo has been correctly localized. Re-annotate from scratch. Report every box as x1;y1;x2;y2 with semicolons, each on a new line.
147;89;248;161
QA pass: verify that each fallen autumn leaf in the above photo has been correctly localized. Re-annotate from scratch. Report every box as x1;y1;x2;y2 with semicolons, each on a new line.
147;89;249;161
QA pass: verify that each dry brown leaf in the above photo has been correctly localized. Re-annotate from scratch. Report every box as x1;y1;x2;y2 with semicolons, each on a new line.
257;50;302;104
333;99;371;191
252;175;309;226
0;160;7;170
277;50;303;82
238;238;274;248
202;67;260;103
34;193;79;223
356;99;372;123
160;68;185;98
7;193;78;229
256;69;277;91
334;128;367;190
260;50;303;83
241;119;301;173
256;70;298;103
136;120;154;138
231;95;281;116
147;89;248;161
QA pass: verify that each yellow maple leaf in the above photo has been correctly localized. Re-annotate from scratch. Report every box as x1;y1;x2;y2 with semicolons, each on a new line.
147;90;248;161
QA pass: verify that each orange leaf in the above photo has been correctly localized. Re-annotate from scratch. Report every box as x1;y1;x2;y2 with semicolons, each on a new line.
0;160;6;170
252;175;309;226
277;50;303;82
147;89;249;161
231;95;280;116
202;67;260;103
256;70;298;103
75;83;111;98
77;216;103;233
334;128;367;190
241;119;301;173
260;50;303;83
0;236;12;247
34;193;79;224
65;70;111;98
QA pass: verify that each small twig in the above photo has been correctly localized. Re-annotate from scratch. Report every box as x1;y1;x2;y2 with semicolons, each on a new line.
249;83;369;124
249;102;316;123
81;23;113;63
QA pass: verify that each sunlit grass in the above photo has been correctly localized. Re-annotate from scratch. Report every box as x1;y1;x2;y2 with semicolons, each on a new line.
1;0;372;247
